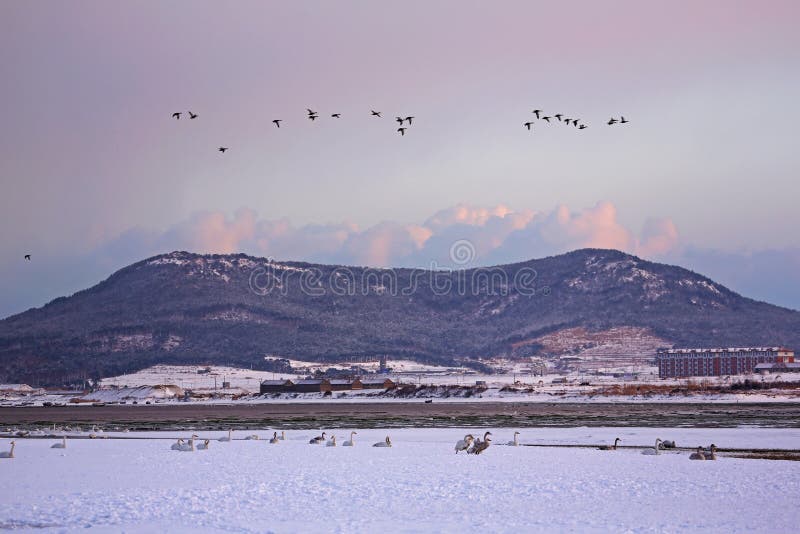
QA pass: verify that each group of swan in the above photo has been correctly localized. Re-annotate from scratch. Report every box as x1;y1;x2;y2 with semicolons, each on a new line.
310;431;389;447
453;432;492;454
689;444;717;460
170;435;199;451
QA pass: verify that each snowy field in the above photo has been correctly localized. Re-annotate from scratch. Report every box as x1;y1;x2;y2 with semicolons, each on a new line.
1;427;799;533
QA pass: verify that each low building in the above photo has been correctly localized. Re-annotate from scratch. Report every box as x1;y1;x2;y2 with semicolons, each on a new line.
361;378;396;390
657;347;795;378
291;379;331;393
754;362;800;374
329;379;363;391
259;379;295;394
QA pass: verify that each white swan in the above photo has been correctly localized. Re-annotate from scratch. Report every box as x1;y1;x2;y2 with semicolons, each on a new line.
309;432;326;444
506;431;521;447
641;438;663;455
373;436;392;447
343;431;357;447
218;429;232;442
51;437;67;449
598;437;621;451
278;431;286;441
689;446;707;460
703;444;717;460
0;441;16;458
178;435;198;452
197;439;211;450
245;434;259;440
269;432;280;444
170;439;185;450
455;434;474;453
326;435;337;447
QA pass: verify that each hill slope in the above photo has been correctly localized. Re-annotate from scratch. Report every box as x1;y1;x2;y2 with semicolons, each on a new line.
1;249;798;384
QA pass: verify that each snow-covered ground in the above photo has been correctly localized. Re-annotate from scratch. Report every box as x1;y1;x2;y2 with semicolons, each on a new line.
1;427;799;533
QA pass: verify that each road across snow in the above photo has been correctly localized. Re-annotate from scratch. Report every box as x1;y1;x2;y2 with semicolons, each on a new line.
1;427;799;533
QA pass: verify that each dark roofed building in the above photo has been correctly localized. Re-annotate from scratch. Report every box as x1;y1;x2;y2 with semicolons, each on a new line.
329;379;363;391
291;379;331;393
259;379;294;394
360;378;396;390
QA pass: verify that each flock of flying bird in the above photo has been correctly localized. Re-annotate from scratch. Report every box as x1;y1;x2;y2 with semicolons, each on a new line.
171;107;420;154
169;106;630;154
523;108;629;132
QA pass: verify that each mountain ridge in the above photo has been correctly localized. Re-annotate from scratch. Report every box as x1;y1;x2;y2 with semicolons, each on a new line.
1;248;798;385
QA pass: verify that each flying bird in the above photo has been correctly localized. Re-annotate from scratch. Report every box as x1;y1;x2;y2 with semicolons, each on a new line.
620;116;629;124
308;114;318;121
371;110;382;117
218;147;228;153
188;111;198;119
532;109;541;119
608;118;618;125
554;114;563;121
572;119;580;127
579;124;587;129
331;113;341;118
397;127;407;136
272;119;282;128
306;108;317;116
24;254;31;261
541;116;551;122
524;122;534;130
404;116;414;125
563;118;572;125
172;112;181;119
396;116;405;125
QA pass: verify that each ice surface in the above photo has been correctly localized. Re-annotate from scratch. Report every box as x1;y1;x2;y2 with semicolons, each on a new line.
1;427;798;533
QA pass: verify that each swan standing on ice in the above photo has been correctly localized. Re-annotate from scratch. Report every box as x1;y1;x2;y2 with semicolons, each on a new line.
0;441;16;458
343;432;357;446
51;437;67;449
278;431;285;441
171;439;185;450
373;436;392;447
197;439;211;450
218;429;232;442
269;432;280;444
506;432;521;446
454;434;474;453
309;432;326;444
641;438;663;455
326;435;337;447
245;434;259;440
598;438;621;451
704;444;718;460
469;432;492;455
689;447;707;460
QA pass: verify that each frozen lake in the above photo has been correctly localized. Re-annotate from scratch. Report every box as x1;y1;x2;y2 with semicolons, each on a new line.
1;427;799;533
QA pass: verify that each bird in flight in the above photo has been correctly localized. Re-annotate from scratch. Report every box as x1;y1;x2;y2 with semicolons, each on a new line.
524;122;534;130
308;114;318;121
188;111;198;119
331;113;341;118
307;108;317;116
572;119;580;127
404;116;414;125
272;119;282;128
554;114;563;121
172;112;181;120
620;116;629;124
397;127;407;136
532;109;541;119
24;254;31;261
396;116;405;125
579;124;587;129
608;118;618;125
541;116;551;123
218;147;228;153
371;110;382;117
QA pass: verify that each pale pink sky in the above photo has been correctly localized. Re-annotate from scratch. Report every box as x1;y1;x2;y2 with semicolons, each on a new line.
1;1;799;316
